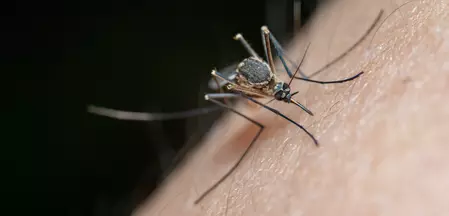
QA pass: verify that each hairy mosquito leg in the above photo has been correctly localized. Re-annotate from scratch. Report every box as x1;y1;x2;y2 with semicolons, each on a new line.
233;33;260;59
194;93;264;204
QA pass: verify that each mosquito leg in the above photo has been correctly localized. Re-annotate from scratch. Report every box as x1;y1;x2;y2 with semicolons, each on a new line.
212;76;231;105
266;10;383;80
262;26;308;78
211;70;270;99
239;93;319;146
207;92;319;146
288;43;311;86
260;26;269;63
260;26;277;74
233;33;260;59
284;42;364;84
208;62;239;91
87;105;221;121
195;91;318;203
264;98;276;106
295;71;364;84
212;76;221;92
194;93;265;204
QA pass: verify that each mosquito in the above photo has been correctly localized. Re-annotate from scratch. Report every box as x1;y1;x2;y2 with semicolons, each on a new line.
195;10;384;204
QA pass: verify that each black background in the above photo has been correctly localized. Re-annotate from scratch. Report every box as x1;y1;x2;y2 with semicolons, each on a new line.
8;0;320;215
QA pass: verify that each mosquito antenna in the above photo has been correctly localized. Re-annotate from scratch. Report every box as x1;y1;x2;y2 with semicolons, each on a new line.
288;43;311;86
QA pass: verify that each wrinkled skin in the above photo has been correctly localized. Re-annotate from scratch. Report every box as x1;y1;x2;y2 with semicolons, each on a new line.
134;0;449;215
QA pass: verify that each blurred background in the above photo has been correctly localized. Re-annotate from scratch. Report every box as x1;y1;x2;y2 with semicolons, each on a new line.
9;0;324;215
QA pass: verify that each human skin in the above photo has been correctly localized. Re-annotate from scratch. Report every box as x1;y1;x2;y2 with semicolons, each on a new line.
134;0;449;215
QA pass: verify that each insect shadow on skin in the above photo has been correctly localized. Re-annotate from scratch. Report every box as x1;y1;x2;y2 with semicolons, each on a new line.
196;9;384;204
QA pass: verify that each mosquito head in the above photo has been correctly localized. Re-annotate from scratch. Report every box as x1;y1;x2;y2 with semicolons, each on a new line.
273;82;292;102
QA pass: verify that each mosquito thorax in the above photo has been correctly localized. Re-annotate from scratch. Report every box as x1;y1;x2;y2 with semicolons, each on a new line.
236;57;273;87
273;82;292;102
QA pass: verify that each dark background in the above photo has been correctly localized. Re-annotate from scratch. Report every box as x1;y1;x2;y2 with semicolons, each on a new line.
8;0;321;215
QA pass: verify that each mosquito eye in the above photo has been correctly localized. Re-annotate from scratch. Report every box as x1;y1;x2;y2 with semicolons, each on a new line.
283;83;289;89
274;91;283;100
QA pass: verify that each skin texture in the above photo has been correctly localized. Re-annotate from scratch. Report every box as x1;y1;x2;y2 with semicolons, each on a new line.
134;0;449;215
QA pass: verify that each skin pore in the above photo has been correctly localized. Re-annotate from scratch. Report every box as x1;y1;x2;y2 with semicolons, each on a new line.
134;0;449;215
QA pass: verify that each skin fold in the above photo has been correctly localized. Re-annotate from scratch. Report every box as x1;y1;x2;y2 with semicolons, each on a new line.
134;0;449;215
